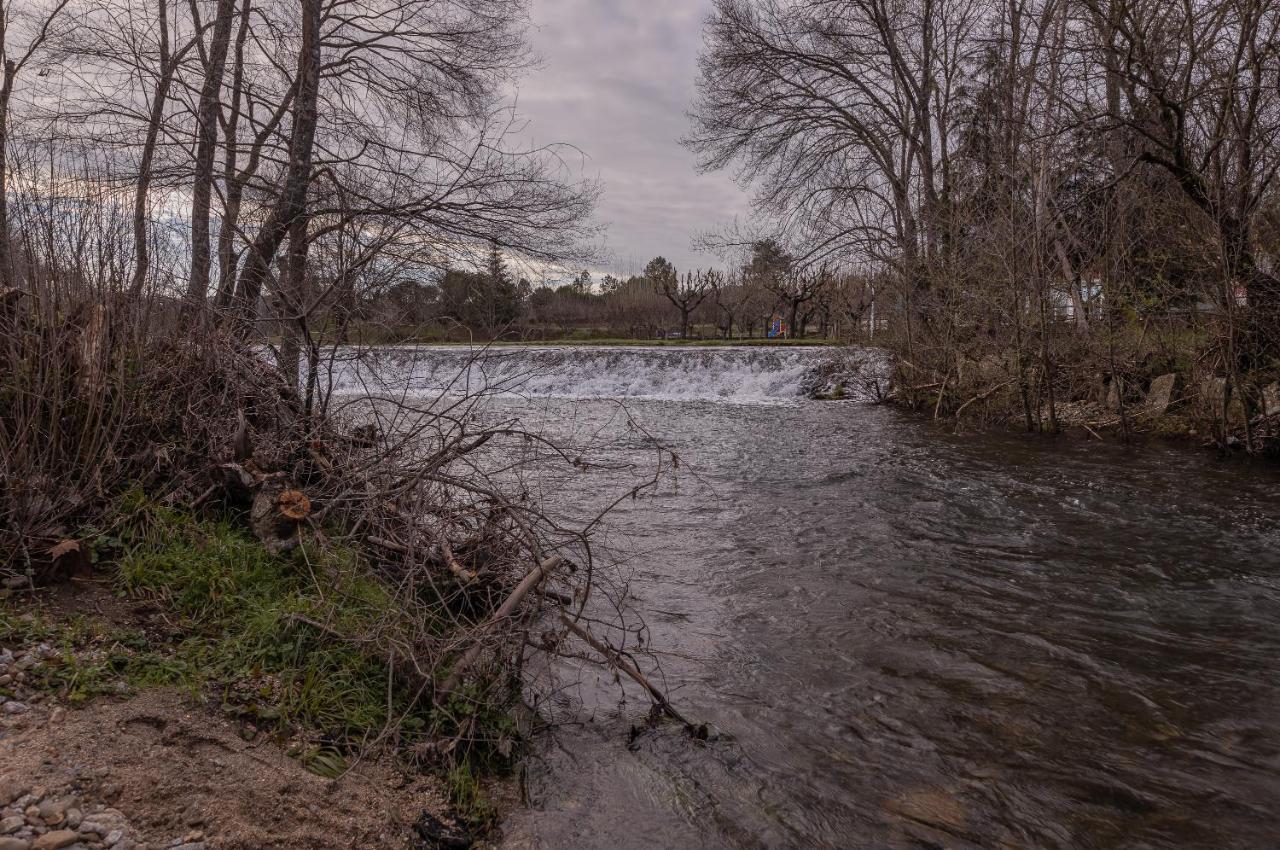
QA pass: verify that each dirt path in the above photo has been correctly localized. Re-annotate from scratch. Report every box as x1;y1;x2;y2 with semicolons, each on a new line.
0;690;453;849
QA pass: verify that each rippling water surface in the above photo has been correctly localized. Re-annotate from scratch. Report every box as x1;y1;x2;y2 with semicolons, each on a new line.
360;346;1280;849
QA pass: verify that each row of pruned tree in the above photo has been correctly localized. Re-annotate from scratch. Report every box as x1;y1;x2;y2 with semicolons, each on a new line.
639;242;873;339
353;237;876;340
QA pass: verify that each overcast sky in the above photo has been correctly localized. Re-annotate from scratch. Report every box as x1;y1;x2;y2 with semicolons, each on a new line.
514;0;752;276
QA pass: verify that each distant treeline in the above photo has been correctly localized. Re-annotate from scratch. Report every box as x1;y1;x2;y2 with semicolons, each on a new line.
355;242;877;342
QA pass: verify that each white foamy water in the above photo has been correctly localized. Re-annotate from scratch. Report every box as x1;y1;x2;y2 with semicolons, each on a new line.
322;345;882;405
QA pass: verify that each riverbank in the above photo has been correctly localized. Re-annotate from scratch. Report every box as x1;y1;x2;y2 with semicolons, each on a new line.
2;302;607;850
0;515;510;849
878;348;1280;457
0;687;460;850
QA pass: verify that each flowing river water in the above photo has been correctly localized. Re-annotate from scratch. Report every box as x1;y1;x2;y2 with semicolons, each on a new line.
340;345;1280;849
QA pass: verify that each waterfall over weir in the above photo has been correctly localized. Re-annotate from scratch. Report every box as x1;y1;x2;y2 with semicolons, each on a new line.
324;344;881;405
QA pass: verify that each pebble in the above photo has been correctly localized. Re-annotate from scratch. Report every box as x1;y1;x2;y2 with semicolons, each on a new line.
0;781;29;808
31;831;79;850
0;645;235;850
36;799;76;828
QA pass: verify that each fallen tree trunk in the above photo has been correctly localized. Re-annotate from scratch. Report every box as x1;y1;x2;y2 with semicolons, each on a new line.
558;613;688;725
436;555;564;700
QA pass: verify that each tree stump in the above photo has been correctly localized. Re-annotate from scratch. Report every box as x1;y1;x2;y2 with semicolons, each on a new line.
250;484;311;554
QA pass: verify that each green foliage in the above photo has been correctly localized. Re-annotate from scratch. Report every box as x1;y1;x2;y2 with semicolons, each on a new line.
2;504;525;810
20;506;495;742
446;762;499;827
114;513;427;742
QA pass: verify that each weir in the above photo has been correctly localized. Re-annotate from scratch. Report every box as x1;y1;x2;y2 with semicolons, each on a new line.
325;345;882;404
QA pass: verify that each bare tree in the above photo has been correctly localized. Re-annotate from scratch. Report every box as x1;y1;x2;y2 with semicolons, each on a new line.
645;256;716;338
688;0;981;306
229;0;321;329
185;0;237;303
1082;0;1280;339
0;0;73;282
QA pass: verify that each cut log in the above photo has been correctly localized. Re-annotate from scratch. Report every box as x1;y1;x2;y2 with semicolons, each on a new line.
277;489;311;521
250;484;310;554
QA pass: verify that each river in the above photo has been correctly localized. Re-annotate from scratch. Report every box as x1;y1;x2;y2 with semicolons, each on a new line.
339;345;1280;849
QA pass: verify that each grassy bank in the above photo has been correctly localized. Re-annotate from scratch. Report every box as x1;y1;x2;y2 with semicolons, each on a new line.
0;500;513;825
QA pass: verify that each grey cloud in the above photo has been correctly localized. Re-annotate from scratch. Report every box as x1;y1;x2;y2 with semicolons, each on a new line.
513;0;752;274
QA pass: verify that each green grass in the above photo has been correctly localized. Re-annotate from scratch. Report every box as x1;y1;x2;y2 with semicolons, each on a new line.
446;762;499;826
0;611;195;705
2;506;518;798
111;511;436;743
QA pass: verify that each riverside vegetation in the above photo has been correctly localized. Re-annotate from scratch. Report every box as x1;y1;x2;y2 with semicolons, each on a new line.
0;292;676;847
3;0;1280;846
685;0;1280;456
0;0;677;844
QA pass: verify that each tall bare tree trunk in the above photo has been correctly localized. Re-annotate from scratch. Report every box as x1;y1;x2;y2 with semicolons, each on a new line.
129;0;173;298
231;0;321;333
215;0;252;307
279;213;309;393
186;0;237;304
0;60;16;286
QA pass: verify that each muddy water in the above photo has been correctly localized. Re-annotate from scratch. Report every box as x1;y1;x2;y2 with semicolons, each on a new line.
380;347;1280;849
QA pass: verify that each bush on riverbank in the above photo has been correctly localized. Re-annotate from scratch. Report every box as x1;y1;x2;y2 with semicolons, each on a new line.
877;304;1280;455
0;282;647;828
1;503;519;804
